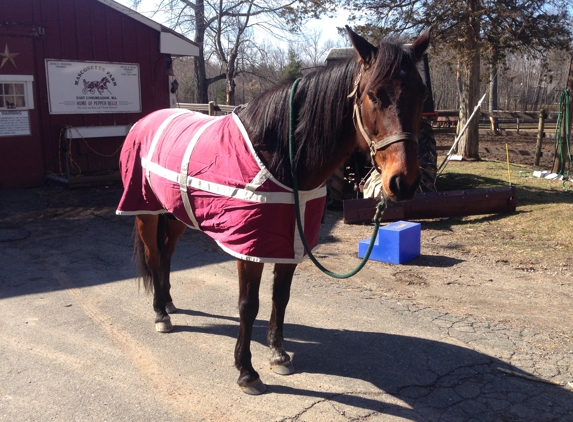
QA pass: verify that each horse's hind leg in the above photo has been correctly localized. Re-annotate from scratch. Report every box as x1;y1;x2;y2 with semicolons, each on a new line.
268;263;296;375
135;214;186;333
162;216;187;314
235;259;265;395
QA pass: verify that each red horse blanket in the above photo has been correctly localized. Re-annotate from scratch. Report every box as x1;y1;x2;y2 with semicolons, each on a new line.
117;108;326;264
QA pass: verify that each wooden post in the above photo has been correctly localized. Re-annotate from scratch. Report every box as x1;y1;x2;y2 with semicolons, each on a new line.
208;101;215;116
534;109;546;166
516;118;520;134
489;116;499;133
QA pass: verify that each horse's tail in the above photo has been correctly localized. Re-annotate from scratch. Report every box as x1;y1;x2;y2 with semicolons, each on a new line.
133;214;169;294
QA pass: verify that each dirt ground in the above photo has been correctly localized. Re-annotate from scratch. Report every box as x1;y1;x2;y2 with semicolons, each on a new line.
315;209;572;350
313;131;573;360
435;131;556;168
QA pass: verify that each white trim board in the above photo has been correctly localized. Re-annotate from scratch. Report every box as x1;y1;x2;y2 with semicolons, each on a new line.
64;125;130;139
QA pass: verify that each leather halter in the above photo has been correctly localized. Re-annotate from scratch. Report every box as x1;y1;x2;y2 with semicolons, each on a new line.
348;64;418;172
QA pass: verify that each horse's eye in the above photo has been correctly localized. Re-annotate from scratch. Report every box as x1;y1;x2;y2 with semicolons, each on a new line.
367;92;379;104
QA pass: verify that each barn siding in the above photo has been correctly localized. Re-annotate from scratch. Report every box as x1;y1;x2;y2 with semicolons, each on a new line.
0;0;175;187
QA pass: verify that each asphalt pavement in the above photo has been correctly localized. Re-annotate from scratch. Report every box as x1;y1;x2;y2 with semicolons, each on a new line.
1;186;572;421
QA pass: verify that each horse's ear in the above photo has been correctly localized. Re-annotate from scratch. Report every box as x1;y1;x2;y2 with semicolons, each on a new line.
411;27;432;62
345;25;378;66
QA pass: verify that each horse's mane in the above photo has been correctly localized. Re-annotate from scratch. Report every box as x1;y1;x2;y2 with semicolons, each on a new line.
371;40;416;81
238;40;416;186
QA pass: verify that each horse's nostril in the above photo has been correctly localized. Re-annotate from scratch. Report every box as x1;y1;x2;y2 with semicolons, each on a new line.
389;173;420;200
389;175;401;196
389;174;409;196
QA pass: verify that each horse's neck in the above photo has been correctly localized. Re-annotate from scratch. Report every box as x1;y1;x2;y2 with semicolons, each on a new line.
296;121;357;190
239;74;358;190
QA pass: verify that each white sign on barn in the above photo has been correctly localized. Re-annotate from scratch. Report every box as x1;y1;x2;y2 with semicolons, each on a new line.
45;60;142;114
0;110;31;136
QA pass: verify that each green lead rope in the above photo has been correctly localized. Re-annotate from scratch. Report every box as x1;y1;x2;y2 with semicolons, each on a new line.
288;78;386;279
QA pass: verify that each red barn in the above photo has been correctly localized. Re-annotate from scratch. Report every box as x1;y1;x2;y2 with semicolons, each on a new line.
0;0;198;188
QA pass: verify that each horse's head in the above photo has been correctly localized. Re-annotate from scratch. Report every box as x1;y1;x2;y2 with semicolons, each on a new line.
346;27;431;202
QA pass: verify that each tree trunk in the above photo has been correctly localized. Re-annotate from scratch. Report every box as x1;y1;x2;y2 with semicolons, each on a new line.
193;0;209;103
489;66;498;111
532;70;545;110
456;52;481;158
194;52;208;103
226;51;237;105
456;0;481;159
226;78;235;105
489;66;499;132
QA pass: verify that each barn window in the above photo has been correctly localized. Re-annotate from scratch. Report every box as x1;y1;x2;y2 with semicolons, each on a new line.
1;83;26;109
0;75;34;110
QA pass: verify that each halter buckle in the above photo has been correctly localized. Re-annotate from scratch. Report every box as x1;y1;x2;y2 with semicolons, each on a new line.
347;64;364;99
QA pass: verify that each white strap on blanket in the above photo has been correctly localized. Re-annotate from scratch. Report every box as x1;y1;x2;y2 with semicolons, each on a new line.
179;117;223;229
145;109;191;196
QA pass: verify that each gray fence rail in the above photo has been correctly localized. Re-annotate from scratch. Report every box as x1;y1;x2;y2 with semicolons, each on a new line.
177;101;235;115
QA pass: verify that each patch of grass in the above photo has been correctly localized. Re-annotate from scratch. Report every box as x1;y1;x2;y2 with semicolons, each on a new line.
427;159;573;267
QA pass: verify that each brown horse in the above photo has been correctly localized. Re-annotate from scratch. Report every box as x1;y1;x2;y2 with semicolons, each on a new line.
117;27;430;394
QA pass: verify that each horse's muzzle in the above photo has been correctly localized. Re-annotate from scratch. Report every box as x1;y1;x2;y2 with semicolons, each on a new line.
385;173;421;202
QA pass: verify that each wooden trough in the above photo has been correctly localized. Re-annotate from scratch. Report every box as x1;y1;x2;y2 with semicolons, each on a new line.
343;185;517;224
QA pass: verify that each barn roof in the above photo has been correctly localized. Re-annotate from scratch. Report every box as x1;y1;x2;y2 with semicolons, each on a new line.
97;0;200;57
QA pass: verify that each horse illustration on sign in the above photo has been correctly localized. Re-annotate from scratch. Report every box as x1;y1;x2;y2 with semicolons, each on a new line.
82;77;112;95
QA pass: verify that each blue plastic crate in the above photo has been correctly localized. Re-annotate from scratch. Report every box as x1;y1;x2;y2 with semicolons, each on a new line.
358;220;421;264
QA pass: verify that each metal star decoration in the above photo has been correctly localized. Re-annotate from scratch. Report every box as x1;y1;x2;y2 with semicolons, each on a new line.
0;44;20;69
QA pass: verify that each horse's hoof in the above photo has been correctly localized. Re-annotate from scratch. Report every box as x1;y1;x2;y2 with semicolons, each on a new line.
240;378;267;395
155;316;173;333
165;301;178;314
271;361;295;375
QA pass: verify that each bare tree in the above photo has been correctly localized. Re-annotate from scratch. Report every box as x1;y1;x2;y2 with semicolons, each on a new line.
428;52;458;110
295;28;345;67
496;51;570;112
132;0;327;104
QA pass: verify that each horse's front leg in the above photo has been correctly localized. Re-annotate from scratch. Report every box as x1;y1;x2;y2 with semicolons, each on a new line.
268;263;296;375
235;259;265;395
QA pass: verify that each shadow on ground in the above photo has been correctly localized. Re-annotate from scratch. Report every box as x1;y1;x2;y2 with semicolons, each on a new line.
0;186;233;299
173;309;573;421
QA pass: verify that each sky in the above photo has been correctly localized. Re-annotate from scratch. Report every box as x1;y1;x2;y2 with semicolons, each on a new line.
113;0;351;45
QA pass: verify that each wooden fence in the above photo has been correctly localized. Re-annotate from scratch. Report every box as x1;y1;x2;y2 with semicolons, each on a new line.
431;109;559;136
433;109;568;166
176;102;565;167
177;101;235;115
